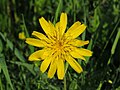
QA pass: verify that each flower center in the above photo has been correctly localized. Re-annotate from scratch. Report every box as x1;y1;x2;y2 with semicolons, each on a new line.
55;40;63;50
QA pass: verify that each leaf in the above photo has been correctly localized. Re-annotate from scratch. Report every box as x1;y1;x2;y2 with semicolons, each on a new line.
22;14;29;38
14;48;25;62
85;38;93;63
0;77;4;90
0;64;1;73
108;28;120;65
13;61;36;76
0;32;6;41
0;39;3;53
116;86;120;90
0;57;14;90
69;80;77;90
96;82;103;90
53;0;63;24
6;39;13;51
49;85;59;90
111;28;120;55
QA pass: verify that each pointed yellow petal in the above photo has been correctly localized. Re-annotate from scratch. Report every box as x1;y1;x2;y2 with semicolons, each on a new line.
65;21;86;39
65;55;83;73
57;58;64;79
40;56;52;73
48;60;57;78
60;13;67;36
32;31;49;41
70;50;86;60
68;39;89;47
46;21;58;41
65;21;81;36
26;38;46;47
28;50;44;61
29;48;51;61
75;48;92;56
39;17;51;36
55;22;60;39
41;48;52;59
48;21;56;35
55;22;60;30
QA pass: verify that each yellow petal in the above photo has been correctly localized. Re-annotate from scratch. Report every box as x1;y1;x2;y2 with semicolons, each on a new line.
29;48;51;61
57;58;64;79
55;22;60;39
25;38;46;47
65;21;81;37
55;22;60;29
41;48;52;59
75;48;92;56
68;39;89;47
65;21;86;39
40;56;52;73
60;13;67;36
32;31;49;41
69;51;86;60
28;50;44;61
65;54;83;73
48;60;57;78
39;17;51;36
48;21;56;36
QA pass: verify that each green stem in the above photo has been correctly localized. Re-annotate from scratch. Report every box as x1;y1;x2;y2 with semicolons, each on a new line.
64;62;68;90
64;75;66;90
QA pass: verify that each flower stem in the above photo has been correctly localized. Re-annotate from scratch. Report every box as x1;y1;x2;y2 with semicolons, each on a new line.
64;75;66;90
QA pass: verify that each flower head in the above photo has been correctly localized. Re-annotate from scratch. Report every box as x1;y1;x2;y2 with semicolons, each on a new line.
19;32;26;40
26;13;92;79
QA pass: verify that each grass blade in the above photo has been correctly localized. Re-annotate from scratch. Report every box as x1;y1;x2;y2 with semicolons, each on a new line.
14;48;25;62
0;57;14;90
53;0;63;24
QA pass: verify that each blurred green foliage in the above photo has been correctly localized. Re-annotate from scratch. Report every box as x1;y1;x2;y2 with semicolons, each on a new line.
0;0;120;90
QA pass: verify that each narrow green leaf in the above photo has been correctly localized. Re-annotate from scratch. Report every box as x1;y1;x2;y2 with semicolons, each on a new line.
22;14;29;38
0;32;6;41
96;82;103;90
0;57;14;90
49;85;59;90
111;28;120;54
53;0;63;24
85;38;93;63
116;86;120;90
0;39;3;53
14;48;25;62
107;28;120;65
12;61;35;76
0;64;1;73
6;39;13;51
82;31;86;41
0;77;3;90
69;80;77;90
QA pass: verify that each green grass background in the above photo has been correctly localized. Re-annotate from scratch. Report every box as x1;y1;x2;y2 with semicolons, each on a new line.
0;0;120;90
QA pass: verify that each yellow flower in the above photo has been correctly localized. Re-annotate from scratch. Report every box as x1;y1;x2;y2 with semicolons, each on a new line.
19;32;26;40
26;13;92;79
108;80;112;84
